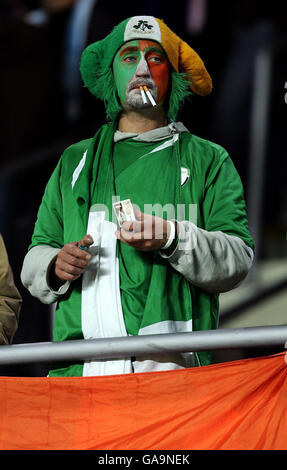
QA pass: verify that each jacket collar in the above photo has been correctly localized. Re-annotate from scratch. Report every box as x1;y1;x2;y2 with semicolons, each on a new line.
113;121;188;143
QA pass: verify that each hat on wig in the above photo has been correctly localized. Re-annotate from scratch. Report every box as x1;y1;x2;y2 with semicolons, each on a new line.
80;16;212;120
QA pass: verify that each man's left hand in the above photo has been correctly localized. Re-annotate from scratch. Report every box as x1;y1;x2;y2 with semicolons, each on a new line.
115;208;171;252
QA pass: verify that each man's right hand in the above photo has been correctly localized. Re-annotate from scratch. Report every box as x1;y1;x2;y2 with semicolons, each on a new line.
54;234;94;282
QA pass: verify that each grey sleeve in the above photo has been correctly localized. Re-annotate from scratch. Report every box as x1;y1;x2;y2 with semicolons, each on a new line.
21;245;70;304
160;221;253;294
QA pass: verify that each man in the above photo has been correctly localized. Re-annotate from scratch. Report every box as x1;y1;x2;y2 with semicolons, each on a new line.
0;234;22;345
21;16;254;377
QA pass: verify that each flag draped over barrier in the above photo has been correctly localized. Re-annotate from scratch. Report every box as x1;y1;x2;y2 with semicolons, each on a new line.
0;352;286;450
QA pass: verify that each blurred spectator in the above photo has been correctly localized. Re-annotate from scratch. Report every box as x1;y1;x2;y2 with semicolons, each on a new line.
208;1;286;189
0;0;61;159
0;234;22;345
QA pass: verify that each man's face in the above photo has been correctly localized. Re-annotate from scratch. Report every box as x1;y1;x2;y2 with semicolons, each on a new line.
112;40;170;110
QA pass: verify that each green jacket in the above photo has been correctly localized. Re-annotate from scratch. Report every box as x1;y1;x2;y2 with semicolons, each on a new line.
22;122;254;376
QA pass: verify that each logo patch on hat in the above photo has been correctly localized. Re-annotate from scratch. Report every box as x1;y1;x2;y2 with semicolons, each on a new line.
124;16;161;43
133;20;153;32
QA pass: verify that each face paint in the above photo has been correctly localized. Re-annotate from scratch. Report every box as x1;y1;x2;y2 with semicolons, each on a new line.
112;40;170;109
138;40;170;104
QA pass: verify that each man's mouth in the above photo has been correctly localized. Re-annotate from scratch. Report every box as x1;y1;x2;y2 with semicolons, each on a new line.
127;81;157;106
129;81;153;91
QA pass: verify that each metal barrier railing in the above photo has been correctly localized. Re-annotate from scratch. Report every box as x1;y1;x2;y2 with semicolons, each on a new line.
0;325;286;366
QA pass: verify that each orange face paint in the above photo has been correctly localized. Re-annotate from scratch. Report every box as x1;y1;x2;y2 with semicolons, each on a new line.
138;40;170;104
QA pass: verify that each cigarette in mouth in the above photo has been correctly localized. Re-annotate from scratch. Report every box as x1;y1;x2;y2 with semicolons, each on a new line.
140;86;148;104
143;85;157;107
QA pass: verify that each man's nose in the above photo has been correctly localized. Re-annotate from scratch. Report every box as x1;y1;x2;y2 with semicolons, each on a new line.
135;57;151;77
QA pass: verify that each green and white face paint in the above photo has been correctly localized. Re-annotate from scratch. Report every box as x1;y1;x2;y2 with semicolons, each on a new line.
112;39;170;110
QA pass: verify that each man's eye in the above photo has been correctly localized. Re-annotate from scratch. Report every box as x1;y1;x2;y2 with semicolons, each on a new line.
123;56;137;63
149;56;162;63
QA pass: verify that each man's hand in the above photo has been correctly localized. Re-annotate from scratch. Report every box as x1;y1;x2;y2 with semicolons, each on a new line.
115;208;172;252
54;234;94;282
